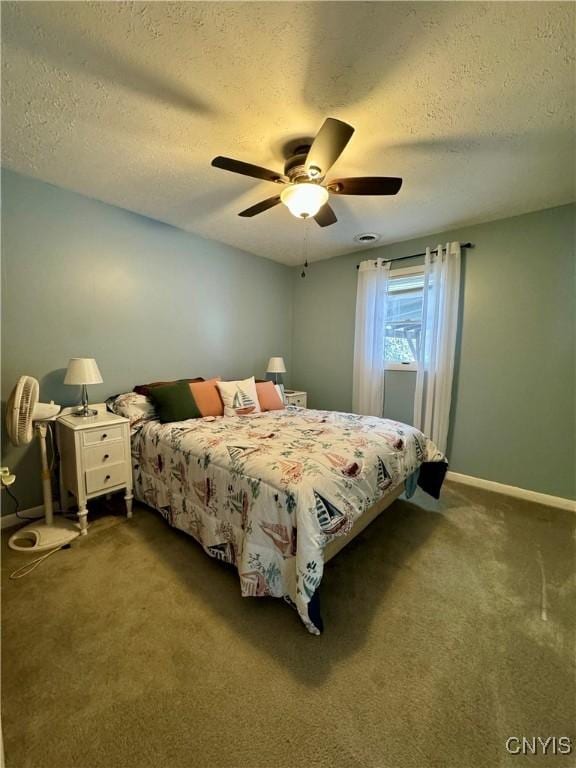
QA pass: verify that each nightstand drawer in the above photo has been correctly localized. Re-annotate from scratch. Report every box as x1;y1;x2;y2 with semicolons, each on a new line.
85;462;127;494
82;426;123;446
83;441;125;469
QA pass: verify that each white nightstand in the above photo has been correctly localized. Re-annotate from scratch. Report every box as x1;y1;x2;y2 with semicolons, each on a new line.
284;390;307;408
56;411;133;535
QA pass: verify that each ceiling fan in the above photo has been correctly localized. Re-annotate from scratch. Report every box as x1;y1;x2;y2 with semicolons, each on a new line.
211;118;402;227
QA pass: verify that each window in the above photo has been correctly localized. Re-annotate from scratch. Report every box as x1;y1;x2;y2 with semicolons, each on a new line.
384;266;424;371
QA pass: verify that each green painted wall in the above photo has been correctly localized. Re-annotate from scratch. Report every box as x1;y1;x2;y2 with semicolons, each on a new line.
2;170;574;509
292;205;575;499
1;170;293;510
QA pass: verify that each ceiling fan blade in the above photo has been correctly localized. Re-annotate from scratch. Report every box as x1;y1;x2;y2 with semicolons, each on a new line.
314;203;337;227
305;118;355;178
238;195;282;217
212;156;287;184
328;177;403;195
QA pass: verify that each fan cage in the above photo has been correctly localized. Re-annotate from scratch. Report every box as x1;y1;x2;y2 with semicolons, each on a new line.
8;376;39;446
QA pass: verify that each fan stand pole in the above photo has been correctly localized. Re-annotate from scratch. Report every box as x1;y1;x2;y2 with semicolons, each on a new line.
37;423;54;526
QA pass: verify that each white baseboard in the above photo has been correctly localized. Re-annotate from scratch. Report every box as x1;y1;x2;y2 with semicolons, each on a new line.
446;471;576;512
1;505;44;530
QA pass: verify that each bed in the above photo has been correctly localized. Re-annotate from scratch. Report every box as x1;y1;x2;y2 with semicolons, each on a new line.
111;394;447;634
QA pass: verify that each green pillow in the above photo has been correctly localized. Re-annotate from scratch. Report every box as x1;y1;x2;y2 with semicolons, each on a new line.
148;381;201;423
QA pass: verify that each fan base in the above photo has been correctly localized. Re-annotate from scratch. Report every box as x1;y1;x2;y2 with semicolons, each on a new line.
9;518;80;552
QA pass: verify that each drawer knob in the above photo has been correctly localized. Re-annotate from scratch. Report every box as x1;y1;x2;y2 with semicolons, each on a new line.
101;433;108;440
103;454;110;460
105;475;111;481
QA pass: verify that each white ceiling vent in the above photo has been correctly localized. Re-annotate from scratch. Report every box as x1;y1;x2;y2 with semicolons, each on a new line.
354;233;381;244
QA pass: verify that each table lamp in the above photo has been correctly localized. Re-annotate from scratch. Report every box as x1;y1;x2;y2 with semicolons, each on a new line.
64;358;103;417
266;357;286;385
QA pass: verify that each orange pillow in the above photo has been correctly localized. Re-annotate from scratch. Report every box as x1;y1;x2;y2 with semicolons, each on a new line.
256;381;285;411
189;378;223;417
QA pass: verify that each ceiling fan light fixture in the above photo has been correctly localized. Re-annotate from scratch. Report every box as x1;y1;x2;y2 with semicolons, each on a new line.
212;117;402;229
280;183;329;219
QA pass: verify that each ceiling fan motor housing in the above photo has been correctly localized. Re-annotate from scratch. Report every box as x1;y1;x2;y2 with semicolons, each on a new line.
284;145;320;182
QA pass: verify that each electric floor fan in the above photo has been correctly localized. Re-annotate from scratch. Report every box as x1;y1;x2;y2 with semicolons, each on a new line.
6;375;79;552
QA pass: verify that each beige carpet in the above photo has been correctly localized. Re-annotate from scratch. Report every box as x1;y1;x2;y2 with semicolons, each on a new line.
2;482;575;768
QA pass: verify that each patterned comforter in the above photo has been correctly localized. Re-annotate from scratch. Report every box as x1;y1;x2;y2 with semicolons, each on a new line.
112;396;446;634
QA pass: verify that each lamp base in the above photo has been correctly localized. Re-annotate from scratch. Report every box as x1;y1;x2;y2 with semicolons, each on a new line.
70;406;98;418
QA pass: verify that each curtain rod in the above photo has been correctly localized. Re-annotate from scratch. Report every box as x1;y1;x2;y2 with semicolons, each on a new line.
356;242;474;269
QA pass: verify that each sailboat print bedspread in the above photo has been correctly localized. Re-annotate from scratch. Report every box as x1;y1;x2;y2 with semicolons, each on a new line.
111;395;447;634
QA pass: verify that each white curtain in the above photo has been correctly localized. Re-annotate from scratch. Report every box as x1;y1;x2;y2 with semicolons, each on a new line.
413;242;461;453
352;259;390;416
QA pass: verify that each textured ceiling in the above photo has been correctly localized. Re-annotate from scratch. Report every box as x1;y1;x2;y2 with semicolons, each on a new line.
2;2;574;265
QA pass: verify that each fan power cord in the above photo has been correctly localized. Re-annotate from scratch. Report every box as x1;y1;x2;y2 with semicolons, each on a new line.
9;544;68;580
4;485;36;522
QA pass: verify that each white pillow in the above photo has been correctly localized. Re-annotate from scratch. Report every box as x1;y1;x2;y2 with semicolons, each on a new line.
216;377;261;417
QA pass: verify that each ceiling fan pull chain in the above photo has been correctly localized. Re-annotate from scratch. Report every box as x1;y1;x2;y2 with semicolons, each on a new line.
301;218;311;278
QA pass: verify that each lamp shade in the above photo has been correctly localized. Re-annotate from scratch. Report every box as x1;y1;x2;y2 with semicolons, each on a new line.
64;358;103;385
266;357;286;374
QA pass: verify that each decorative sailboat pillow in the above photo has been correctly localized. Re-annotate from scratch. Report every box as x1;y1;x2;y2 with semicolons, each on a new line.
216;377;262;417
